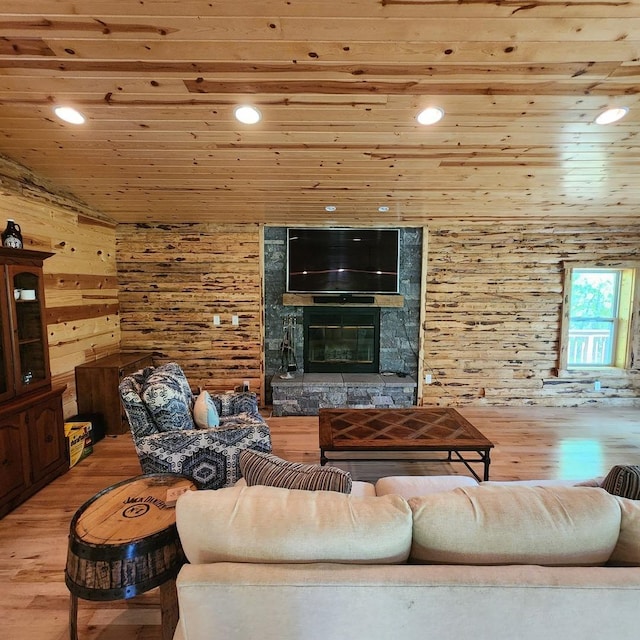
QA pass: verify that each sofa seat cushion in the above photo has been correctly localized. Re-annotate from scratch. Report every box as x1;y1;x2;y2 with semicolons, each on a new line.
234;477;376;496
141;363;195;432
483;478;603;488
409;485;621;566
375;475;478;499
176;485;412;565
240;450;352;493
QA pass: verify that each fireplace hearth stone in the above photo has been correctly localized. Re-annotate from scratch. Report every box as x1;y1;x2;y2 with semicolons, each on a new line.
271;373;417;417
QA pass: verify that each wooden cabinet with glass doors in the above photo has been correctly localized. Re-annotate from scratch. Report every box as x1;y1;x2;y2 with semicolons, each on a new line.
0;247;66;518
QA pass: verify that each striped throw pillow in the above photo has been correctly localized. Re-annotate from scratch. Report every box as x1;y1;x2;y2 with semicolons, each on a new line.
239;450;352;493
602;465;640;500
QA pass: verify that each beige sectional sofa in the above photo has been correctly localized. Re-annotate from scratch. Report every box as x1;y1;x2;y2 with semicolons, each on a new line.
174;475;640;640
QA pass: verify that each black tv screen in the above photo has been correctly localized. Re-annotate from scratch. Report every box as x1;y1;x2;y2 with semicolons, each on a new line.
287;228;400;294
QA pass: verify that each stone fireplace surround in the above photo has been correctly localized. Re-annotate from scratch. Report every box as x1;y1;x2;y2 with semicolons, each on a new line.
271;372;417;417
263;227;422;415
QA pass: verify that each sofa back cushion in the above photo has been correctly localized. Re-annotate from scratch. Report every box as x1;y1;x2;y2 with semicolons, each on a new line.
409;485;621;566
141;362;195;432
176;485;412;565
609;496;640;565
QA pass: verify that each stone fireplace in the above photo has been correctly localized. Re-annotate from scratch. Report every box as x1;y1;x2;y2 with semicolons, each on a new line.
263;227;423;414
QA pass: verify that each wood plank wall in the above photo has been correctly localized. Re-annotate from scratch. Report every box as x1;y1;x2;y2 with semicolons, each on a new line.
422;222;640;407
0;155;120;417
116;223;264;402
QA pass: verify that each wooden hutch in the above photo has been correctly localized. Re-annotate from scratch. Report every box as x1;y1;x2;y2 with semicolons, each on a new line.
0;247;66;518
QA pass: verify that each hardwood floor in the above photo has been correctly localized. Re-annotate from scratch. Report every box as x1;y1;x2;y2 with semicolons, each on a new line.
2;406;639;640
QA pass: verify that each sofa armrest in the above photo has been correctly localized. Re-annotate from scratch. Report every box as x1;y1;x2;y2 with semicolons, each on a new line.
210;392;260;417
134;425;272;489
137;424;270;451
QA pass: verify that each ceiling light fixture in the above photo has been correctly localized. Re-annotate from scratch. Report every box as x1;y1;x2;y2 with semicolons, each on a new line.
416;107;444;126
595;107;629;125
378;206;390;212
325;205;337;212
54;106;86;125
234;105;261;124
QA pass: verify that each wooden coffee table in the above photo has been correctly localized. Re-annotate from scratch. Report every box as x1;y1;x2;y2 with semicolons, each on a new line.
319;407;494;481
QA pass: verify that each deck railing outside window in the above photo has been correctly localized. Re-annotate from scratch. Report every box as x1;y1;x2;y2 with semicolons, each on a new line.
567;329;612;366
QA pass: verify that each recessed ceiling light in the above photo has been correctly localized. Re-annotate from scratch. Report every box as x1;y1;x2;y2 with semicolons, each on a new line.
325;205;337;212
378;206;390;212
54;106;85;125
595;107;629;125
416;107;444;126
234;105;261;124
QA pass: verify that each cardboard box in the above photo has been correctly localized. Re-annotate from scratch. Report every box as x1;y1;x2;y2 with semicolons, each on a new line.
65;421;93;468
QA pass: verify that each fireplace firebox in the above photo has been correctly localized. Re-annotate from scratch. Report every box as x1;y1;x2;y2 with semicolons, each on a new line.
303;307;380;373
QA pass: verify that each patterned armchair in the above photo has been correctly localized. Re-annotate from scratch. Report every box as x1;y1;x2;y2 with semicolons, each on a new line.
119;362;272;489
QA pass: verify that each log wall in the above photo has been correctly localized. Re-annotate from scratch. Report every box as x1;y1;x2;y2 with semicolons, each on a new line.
421;223;640;406
116;223;264;402
0;155;120;417
5;152;638;415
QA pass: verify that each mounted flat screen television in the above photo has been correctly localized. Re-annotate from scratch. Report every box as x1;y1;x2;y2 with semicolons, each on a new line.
287;228;400;294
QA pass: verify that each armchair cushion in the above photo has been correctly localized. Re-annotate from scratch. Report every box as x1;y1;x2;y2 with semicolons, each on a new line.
141;362;195;432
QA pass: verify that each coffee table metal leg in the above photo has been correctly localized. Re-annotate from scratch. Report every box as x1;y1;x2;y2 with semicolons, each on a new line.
484;449;491;481
69;592;78;640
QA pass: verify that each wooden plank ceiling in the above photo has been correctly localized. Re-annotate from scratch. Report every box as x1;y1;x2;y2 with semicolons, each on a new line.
1;0;640;225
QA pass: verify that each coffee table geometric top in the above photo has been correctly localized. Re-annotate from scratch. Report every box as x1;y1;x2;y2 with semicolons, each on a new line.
319;407;495;481
319;407;494;452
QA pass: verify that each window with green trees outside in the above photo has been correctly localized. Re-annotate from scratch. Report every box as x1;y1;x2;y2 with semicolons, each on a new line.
562;266;637;369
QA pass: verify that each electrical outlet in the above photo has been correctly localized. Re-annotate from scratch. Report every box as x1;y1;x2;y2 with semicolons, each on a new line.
424;373;432;384
213;315;221;326
232;315;239;326
594;380;601;391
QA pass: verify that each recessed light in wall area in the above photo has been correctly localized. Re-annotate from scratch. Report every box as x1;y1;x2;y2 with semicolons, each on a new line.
234;105;262;124
416;107;445;126
595;107;629;125
54;106;86;125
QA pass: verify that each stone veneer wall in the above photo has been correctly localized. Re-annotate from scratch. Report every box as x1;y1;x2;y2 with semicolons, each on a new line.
264;227;423;402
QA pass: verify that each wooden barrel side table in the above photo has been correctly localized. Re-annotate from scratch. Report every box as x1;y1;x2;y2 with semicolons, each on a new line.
65;473;197;640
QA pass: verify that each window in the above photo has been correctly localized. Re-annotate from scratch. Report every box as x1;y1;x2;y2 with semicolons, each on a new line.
560;265;637;370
